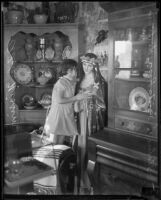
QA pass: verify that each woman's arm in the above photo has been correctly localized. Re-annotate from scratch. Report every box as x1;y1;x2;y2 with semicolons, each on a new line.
55;89;91;104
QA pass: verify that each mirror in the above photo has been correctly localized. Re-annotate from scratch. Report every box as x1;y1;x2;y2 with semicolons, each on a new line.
114;41;132;79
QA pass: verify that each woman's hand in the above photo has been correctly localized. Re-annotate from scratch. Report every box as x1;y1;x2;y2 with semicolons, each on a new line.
75;91;92;101
41;133;54;144
91;88;98;96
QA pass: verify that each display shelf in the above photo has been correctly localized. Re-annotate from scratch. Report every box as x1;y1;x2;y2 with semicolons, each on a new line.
113;107;150;115
16;61;63;64
114;67;151;70
4;23;80;123
17;83;54;88
108;4;158;139
115;77;151;82
4;23;80;28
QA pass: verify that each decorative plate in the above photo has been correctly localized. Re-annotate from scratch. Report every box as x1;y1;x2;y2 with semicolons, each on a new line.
22;94;36;106
129;87;150;112
13;64;33;85
62;45;72;59
45;47;55;60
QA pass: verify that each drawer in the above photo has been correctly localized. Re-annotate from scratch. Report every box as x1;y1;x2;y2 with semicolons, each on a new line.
115;116;157;138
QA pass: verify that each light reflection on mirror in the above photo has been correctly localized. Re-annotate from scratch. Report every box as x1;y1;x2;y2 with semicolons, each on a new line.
115;41;132;79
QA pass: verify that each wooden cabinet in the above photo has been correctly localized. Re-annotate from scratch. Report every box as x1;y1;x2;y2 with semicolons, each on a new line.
4;23;83;124
107;4;158;140
87;3;159;196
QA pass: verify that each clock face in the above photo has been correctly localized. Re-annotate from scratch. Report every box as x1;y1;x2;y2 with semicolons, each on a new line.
12;63;33;85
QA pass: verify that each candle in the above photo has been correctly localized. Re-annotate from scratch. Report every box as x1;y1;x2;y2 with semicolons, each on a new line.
40;38;45;45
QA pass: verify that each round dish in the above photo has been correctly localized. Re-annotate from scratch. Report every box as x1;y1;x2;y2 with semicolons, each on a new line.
62;45;72;59
129;87;150;112
13;64;33;85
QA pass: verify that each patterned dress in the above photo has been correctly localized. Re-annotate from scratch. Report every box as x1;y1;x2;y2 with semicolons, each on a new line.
76;82;106;189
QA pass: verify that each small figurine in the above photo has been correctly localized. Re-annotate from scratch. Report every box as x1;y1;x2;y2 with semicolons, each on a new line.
95;30;108;45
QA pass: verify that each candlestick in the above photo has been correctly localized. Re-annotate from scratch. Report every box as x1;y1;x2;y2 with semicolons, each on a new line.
39;38;46;61
40;38;45;45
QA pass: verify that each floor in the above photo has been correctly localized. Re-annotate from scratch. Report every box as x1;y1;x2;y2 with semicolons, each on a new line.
4;176;159;199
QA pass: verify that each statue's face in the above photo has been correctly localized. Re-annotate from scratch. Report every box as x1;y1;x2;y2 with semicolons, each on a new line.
82;62;93;75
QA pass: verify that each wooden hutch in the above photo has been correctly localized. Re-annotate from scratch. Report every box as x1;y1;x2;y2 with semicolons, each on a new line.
87;2;160;196
4;23;84;125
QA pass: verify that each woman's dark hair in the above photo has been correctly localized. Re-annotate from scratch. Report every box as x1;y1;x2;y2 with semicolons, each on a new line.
60;59;78;76
76;52;108;126
77;53;105;87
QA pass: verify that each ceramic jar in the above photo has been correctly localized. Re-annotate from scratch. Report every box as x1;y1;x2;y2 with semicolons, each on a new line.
6;10;24;24
33;14;48;24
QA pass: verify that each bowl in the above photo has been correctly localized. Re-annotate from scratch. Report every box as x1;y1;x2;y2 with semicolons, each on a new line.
40;103;51;109
33;14;48;24
37;76;50;85
6;10;24;24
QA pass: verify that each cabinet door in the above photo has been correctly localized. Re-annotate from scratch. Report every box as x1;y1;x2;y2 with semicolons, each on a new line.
110;12;158;138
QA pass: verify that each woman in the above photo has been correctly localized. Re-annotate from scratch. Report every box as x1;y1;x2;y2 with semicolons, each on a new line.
44;59;91;144
75;53;108;191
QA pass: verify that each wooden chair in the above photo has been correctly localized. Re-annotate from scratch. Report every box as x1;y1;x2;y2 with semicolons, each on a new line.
32;107;79;194
32;134;78;195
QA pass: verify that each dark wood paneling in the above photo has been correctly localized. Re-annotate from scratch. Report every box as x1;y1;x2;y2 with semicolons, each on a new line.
88;128;157;155
87;128;158;193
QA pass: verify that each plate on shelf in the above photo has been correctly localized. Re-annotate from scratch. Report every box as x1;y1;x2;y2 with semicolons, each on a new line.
62;45;72;59
129;87;150;112
22;94;36;107
12;64;33;85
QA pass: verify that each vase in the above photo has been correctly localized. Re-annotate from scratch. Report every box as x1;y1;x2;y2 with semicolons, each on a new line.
6;10;24;24
53;40;64;61
33;14;48;24
25;38;36;61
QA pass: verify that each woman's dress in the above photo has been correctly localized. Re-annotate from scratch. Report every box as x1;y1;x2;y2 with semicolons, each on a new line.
44;76;78;136
76;82;106;189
